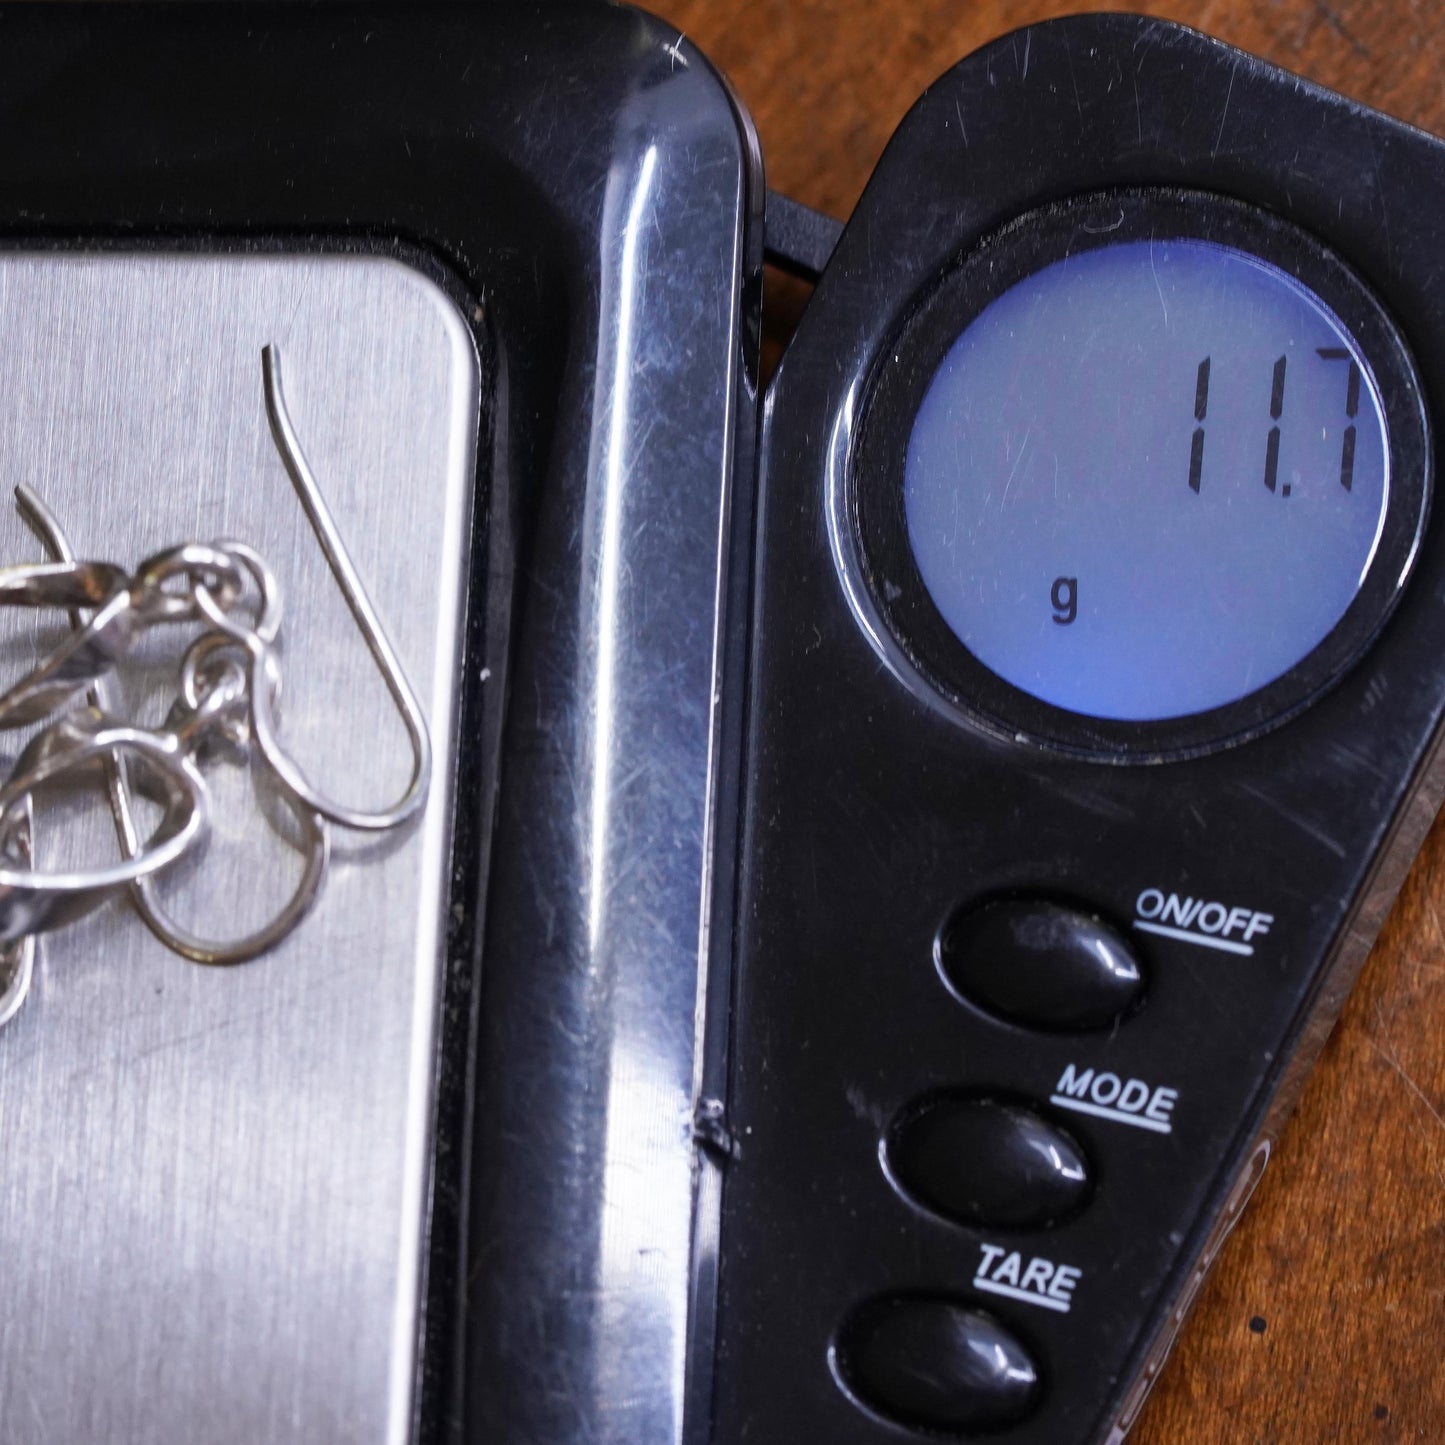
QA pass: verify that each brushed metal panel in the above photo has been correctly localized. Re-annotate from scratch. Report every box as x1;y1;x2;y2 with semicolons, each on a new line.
0;254;478;1445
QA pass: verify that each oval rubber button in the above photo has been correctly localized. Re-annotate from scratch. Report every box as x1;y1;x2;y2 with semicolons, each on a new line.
938;898;1144;1030
886;1096;1091;1228
834;1295;1041;1432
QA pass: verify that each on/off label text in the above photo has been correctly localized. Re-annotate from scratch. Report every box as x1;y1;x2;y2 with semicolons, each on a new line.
1133;887;1273;956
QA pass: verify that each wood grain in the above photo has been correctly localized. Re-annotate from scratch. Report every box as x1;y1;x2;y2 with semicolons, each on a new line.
649;1;1445;1438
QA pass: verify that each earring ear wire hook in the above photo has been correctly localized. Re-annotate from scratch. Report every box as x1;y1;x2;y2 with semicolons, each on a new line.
1;341;429;966
13;484;329;966
253;343;432;833
0;542;250;730
0;798;34;1025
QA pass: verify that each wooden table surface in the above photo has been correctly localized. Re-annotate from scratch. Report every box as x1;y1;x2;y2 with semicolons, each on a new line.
653;2;1445;1440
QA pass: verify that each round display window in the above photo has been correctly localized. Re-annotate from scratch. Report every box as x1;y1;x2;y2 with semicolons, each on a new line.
852;191;1430;757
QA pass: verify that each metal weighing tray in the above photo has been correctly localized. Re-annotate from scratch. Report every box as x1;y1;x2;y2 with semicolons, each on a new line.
0;254;477;1444
0;5;761;1444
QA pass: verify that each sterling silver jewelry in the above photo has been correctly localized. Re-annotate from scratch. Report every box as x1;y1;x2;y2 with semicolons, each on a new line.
0;343;433;1014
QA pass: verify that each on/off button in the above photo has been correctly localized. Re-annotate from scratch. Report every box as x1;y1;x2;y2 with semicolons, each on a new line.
937;898;1146;1031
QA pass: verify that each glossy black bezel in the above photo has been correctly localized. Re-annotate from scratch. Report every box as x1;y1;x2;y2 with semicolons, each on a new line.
850;188;1432;760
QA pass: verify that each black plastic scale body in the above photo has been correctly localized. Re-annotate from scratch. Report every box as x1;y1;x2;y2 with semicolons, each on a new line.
709;15;1445;1444
2;5;1444;1445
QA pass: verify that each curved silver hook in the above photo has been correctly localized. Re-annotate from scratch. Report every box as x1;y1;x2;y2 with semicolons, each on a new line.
0;708;209;943
15;485;328;966
0;541;249;729
0;588;135;728
0;799;34;1026
257;343;432;832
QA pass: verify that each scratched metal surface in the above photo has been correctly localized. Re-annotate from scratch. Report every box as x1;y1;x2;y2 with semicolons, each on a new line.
0;254;477;1445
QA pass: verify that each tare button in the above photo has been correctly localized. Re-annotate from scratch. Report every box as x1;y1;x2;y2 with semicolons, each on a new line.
973;1243;1083;1314
1133;886;1274;957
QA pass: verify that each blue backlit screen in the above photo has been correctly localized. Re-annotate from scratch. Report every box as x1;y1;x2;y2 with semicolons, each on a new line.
903;239;1390;721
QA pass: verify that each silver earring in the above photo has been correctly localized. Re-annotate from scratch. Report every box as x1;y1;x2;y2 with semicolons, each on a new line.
0;342;433;1014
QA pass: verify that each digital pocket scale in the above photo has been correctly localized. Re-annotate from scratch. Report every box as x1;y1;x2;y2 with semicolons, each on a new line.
0;6;1440;1444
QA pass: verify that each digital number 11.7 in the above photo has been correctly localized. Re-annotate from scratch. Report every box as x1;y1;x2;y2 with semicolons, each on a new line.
1188;348;1361;495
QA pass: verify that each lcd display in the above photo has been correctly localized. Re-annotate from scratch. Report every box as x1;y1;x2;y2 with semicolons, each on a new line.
903;239;1391;721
